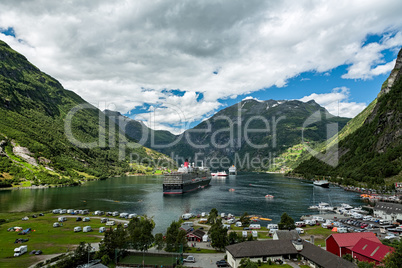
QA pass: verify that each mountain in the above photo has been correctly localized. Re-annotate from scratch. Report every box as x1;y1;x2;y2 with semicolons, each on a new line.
293;48;402;187
110;98;350;171
0;40;171;187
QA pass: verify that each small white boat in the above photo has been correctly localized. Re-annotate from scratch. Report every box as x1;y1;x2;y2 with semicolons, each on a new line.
309;202;334;211
211;171;228;177
340;203;353;210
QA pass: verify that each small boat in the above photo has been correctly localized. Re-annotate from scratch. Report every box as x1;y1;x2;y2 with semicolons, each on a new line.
265;194;274;199
313;180;330;188
229;188;235;192
340;203;353;210
211;171;228;177
309;202;334;211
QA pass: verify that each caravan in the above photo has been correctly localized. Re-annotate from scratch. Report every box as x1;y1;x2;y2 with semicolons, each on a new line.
267;224;278;230
83;226;92;232
249;224;261;229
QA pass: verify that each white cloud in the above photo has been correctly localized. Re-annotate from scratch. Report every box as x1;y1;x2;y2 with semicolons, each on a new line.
299;87;367;118
342;33;402;79
0;0;402;130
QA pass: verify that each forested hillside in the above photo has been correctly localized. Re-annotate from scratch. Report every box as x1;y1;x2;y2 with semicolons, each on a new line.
294;49;402;188
0;40;171;188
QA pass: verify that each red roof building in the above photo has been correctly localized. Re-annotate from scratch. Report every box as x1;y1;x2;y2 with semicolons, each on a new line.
351;238;395;265
326;232;380;257
186;229;206;242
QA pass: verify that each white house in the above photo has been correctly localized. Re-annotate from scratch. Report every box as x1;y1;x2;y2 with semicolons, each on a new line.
225;240;356;268
374;202;402;222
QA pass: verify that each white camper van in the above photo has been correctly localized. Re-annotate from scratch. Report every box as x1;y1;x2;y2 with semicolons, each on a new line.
14;245;27;257
83;226;92;232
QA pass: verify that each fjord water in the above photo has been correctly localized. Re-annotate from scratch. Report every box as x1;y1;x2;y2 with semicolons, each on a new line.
0;173;364;233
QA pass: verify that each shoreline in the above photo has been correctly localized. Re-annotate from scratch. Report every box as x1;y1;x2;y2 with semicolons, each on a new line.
0;173;164;191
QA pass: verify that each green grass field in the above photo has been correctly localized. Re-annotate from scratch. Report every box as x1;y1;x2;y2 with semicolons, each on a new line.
301;225;333;246
0;212;114;267
120;254;177;266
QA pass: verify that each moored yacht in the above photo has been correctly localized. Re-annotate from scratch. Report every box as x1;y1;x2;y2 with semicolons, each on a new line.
308;202;334;211
313;180;330;188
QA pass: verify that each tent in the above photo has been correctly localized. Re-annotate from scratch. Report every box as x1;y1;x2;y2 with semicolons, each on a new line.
331;227;338;232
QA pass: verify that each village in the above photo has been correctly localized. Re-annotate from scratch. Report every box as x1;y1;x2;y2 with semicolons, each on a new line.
2;198;402;268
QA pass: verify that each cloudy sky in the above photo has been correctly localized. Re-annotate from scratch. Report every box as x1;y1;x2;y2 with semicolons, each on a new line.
1;0;402;133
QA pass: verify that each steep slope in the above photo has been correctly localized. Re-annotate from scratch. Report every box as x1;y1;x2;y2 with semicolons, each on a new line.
113;98;349;171
0;40;171;187
294;49;402;187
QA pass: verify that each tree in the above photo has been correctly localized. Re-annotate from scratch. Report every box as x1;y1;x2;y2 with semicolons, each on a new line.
127;216;155;251
165;221;187;252
278;212;295;230
239;212;250;226
96;224;127;260
239;258;258;268
154;233;165;251
342;253;353;262
384;239;402;268
209;219;228;251
357;261;375;268
208;208;218;224
228;231;238;245
52;242;93;268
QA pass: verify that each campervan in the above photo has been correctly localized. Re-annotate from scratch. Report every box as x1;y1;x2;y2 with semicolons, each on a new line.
363;216;373;221
83;226;92;232
267;224;278;230
182;213;192;220
249;224;261;229
14;245;27;257
74;227;82;232
112;211;119;217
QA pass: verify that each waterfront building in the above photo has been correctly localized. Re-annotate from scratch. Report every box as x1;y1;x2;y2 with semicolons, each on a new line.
373;202;402;222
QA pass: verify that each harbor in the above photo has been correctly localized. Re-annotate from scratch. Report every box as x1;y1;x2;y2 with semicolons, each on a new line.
0;173;365;233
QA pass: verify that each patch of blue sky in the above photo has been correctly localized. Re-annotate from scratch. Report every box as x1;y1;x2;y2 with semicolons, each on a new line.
0;27;15;37
161;88;186;96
